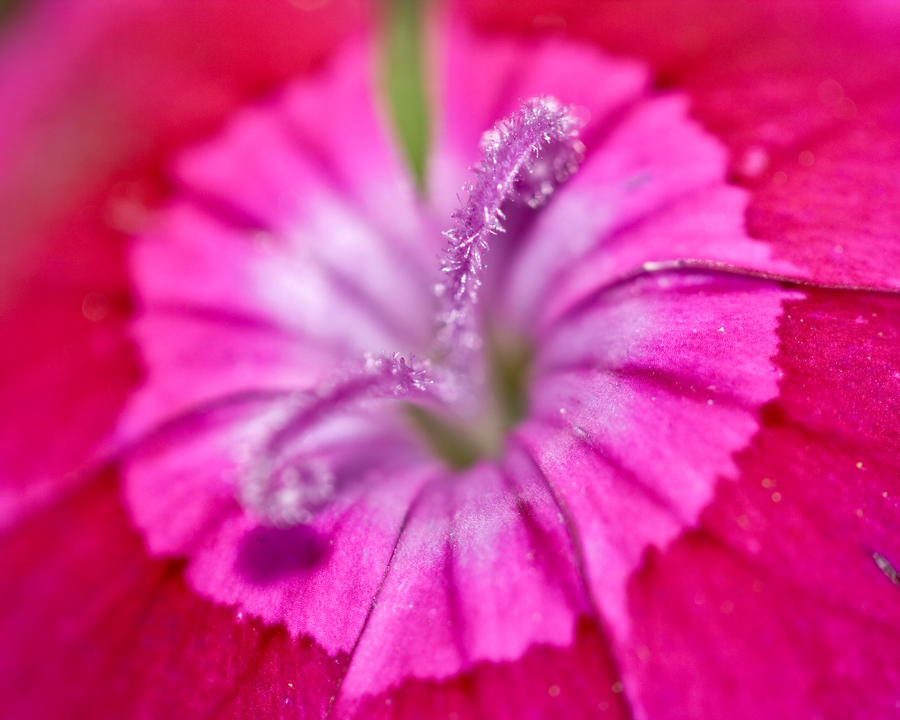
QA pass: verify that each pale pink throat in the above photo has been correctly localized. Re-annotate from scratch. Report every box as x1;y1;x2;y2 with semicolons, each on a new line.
239;96;584;525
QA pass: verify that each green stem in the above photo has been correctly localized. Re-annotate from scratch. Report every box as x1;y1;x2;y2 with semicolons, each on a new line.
383;0;430;191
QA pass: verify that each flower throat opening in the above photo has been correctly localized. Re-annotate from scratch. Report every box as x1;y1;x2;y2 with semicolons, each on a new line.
405;96;582;468
405;333;534;470
240;97;583;523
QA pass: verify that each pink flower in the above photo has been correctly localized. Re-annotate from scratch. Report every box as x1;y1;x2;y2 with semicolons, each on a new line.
2;2;899;719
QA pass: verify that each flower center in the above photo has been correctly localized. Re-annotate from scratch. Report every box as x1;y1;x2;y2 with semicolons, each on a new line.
405;331;534;470
406;96;583;468
239;96;583;522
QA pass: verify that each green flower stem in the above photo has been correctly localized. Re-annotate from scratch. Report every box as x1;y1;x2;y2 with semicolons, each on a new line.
383;0;430;191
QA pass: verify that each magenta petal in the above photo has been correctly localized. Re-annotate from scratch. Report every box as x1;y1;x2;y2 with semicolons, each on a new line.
502;95;796;325
0;0;364;521
123;391;437;653
745;112;900;288
351;618;631;719
124;38;443;439
0;473;342;719
332;447;595;708
468;1;900;290
623;288;900;719
118;31;461;662
432;15;799;335
518;271;792;639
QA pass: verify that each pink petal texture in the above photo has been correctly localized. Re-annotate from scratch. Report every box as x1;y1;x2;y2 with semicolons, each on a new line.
125;395;438;654
467;0;900;290
521;273;793;636
461;1;900;717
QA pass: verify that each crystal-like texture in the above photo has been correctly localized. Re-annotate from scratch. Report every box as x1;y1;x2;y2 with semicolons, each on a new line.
435;97;584;365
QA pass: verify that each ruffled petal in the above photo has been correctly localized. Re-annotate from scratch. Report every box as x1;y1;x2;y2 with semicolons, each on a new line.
125;395;635;713
168;38;435;348
124;393;439;654
353;618;630;719
331;445;605;711
428;11;801;336
517;272;792;637
501;94;794;326
124;36;437;437
622;288;900;718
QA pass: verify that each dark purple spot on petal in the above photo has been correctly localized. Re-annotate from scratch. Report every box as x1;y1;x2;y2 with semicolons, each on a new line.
236;524;331;584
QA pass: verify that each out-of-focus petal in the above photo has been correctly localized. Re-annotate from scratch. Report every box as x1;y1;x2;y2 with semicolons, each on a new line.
331;452;591;706
0;472;343;718
124;393;439;655
0;0;365;525
465;0;900;289
353;617;629;719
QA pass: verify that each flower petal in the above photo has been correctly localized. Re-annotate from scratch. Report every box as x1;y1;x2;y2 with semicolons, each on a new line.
124;389;438;652
468;0;900;288
0;471;343;718
351;617;630;719
124;36;438;438
428;11;801;335
518;271;793;639
331;445;603;709
501;94;795;326
622;287;900;718
0;0;365;522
